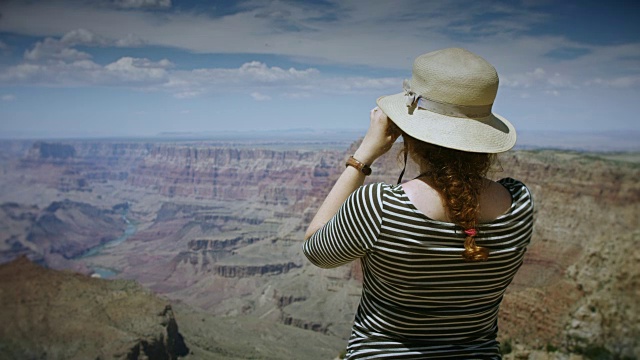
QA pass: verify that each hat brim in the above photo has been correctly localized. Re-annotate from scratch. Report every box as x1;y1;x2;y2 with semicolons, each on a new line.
377;93;516;153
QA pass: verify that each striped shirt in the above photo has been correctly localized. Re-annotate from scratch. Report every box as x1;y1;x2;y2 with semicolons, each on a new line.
303;178;534;359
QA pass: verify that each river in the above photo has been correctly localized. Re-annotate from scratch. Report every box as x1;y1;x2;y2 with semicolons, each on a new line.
78;212;137;278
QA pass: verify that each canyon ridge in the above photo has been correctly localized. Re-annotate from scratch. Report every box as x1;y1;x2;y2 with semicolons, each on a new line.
0;137;637;359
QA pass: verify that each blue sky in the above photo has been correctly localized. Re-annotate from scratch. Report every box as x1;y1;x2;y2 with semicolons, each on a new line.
0;0;638;138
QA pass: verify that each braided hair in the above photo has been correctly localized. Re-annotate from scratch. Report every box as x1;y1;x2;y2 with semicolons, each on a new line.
401;133;496;261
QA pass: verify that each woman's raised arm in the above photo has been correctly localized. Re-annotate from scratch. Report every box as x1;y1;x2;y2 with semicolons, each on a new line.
304;107;399;240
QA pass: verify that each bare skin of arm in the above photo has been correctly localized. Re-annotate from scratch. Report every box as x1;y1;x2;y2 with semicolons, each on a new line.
304;107;400;240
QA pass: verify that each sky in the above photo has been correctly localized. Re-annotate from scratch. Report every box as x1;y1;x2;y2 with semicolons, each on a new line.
0;0;639;139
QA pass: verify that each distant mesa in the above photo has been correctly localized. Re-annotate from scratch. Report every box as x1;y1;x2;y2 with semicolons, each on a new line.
34;141;76;159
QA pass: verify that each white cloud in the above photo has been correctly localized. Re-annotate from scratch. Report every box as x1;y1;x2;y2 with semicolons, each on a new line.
0;0;633;89
237;61;319;83
164;62;401;99
2;27;174;87
113;0;171;9
104;57;172;83
61;28;110;47
501;67;578;94
250;92;271;101
173;91;201;99
0;1;637;102
60;28;145;47
1;46;401;101
502;68;546;88
0;56;171;87
21;28;148;63
586;76;640;89
329;77;400;92
1;94;16;102
283;92;311;99
114;33;147;47
163;62;322;98
13;23;639;105
24;37;92;61
546;72;575;89
0;0;555;69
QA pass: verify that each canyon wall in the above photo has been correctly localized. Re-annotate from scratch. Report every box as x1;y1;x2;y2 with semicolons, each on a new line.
0;139;637;359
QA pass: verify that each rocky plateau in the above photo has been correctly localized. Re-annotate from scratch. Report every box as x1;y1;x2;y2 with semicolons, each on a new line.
0;138;638;359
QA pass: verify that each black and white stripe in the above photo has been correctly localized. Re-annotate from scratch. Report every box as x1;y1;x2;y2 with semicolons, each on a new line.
303;178;534;359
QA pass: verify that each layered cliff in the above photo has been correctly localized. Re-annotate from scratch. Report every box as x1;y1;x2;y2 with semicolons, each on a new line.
1;139;638;359
128;146;339;205
16;140;341;205
0;199;127;270
497;151;639;357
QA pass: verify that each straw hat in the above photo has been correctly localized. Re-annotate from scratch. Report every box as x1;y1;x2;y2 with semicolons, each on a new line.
377;48;516;153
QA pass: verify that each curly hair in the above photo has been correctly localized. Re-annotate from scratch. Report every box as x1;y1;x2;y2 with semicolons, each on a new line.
401;133;496;261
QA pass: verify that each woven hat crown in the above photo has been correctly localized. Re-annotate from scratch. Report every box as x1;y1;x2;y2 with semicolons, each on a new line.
410;48;498;107
376;47;516;154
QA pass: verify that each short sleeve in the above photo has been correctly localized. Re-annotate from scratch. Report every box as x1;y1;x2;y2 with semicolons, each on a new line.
302;183;384;268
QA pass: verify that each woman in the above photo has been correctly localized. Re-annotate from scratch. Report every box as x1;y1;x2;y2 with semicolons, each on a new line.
303;48;534;359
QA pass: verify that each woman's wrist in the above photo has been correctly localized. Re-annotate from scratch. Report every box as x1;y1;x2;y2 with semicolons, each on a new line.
352;148;377;166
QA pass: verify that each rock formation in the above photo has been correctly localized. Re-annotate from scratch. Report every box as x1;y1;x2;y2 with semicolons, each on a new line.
0;138;637;359
0;199;127;271
0;256;189;359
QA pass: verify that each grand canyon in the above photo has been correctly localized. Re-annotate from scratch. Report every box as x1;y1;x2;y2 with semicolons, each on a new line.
0;134;638;359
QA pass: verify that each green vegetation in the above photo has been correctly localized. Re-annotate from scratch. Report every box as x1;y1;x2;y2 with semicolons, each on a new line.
546;343;558;352
573;344;635;360
500;339;513;355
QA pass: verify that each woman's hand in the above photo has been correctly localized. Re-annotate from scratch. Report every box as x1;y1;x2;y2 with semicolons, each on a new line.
353;107;401;165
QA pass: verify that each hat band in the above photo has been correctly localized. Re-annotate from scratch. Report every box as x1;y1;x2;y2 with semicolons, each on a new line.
403;79;493;119
407;95;493;119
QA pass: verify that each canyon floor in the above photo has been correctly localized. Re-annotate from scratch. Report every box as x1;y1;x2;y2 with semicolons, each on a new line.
0;138;638;359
